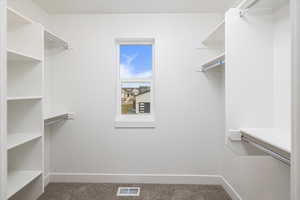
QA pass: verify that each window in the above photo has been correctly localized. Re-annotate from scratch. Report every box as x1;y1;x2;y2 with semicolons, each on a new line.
115;39;155;127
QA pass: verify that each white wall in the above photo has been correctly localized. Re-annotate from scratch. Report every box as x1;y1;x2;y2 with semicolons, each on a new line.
273;5;291;133
47;13;225;177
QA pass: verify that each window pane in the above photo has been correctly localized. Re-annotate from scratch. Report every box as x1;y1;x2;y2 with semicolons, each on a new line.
120;45;152;79
121;82;151;115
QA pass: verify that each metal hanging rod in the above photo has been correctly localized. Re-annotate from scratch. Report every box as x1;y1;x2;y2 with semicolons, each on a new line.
238;0;276;17
200;60;225;72
245;0;261;9
44;113;74;126
241;135;290;166
238;0;261;9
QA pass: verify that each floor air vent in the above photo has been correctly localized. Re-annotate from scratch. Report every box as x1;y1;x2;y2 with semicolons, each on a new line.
117;187;140;196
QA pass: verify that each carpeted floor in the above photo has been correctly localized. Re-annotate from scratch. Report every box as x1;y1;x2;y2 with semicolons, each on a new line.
38;183;232;200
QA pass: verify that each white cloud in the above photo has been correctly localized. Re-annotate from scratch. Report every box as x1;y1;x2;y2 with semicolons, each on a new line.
120;54;152;79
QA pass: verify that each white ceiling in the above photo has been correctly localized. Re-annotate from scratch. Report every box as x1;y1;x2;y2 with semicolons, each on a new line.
32;0;239;14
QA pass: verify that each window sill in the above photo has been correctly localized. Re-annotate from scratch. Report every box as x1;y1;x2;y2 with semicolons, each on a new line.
114;116;156;128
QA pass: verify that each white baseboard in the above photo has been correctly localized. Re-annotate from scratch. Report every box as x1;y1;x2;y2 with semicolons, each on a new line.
49;173;241;200
44;174;50;187
220;176;242;200
50;173;222;184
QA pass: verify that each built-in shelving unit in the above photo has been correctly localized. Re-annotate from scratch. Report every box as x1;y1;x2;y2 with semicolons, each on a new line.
226;0;292;171
6;6;44;200
7;170;42;198
200;53;225;72
44;30;69;49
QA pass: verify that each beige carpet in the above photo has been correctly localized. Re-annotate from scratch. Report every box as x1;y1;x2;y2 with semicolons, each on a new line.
38;183;232;200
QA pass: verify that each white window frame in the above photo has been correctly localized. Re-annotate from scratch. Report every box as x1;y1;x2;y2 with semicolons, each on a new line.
114;38;156;128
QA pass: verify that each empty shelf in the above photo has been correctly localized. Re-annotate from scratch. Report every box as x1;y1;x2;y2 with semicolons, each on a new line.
45;30;69;49
200;53;225;72
7;134;41;150
44;112;70;126
7;170;42;198
7;49;42;62
7;96;42;101
7;7;32;30
202;20;225;46
240;128;291;165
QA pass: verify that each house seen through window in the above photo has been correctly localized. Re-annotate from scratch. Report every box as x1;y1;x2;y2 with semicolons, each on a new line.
120;44;153;115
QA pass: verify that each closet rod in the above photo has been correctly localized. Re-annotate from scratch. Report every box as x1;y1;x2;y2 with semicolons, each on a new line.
238;0;261;9
201;61;225;72
238;0;263;17
245;0;261;9
44;113;70;126
242;136;290;166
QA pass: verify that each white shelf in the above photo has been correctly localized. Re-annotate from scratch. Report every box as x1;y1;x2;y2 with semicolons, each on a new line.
7;7;33;30
7;96;42;101
7;134;41;150
240;128;291;153
7;170;42;198
200;52;225;72
7;49;42;62
202;20;225;46
44;30;69;49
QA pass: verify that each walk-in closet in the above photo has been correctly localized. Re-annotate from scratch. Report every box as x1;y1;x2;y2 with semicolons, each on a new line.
0;0;300;199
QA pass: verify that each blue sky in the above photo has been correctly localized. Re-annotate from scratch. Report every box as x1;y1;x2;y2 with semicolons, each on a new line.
120;45;152;79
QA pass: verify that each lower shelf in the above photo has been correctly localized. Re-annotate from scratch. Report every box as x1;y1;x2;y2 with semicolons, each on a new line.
7;170;42;198
7;134;42;150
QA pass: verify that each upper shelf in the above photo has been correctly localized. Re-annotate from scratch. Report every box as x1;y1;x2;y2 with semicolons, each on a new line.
200;52;225;72
202;20;225;47
44;30;69;50
7;7;33;30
